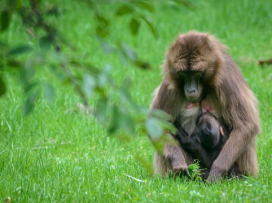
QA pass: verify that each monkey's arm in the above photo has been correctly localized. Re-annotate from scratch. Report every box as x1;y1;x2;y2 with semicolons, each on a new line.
208;55;260;183
164;133;190;177
208;128;258;182
150;83;190;176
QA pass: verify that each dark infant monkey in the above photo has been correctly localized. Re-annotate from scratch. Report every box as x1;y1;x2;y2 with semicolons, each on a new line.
175;102;241;180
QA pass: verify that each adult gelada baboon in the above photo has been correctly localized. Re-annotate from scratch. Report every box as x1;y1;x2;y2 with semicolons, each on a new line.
150;31;260;182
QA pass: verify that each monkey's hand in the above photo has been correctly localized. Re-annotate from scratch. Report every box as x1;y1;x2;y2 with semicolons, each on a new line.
172;162;190;178
202;169;210;180
164;144;190;178
207;164;223;183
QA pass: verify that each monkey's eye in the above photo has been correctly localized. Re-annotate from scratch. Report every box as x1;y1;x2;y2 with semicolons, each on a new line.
178;72;185;78
199;73;205;80
179;74;188;81
180;73;185;77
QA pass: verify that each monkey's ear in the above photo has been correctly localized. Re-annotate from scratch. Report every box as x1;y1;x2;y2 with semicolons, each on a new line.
220;127;224;136
198;35;214;53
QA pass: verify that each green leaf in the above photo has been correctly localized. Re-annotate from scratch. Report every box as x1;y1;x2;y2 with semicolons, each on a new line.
0;10;10;32
115;5;133;16
149;109;176;134
8;0;22;9
49;64;65;79
24;82;37;93
0;77;6;97
97;37;115;54
173;0;195;9
136;1;155;13
23;91;39;116
149;109;171;121
129;18;140;36
39;37;52;50
96;98;108;124
57;33;73;49
152;139;164;155
135;60;151;70
8;45;33;56
108;105;120;134
145;117;163;139
159;120;176;134
141;15;158;38
16;0;22;9
120;43;137;62
118;89;136;110
103;64;112;74
0;41;9;49
95;26;109;38
43;83;54;103
135;155;153;176
0;41;9;55
7;59;22;68
19;65;35;92
118;77;137;108
97;73;108;88
119;111;135;135
82;74;96;96
121;76;131;90
95;14;110;27
32;0;42;5
102;42;114;53
118;50;129;65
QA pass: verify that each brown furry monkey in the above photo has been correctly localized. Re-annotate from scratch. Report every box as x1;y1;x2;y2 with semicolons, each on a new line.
150;31;260;183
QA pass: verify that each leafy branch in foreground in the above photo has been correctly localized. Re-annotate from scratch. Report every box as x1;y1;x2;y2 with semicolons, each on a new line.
0;0;193;174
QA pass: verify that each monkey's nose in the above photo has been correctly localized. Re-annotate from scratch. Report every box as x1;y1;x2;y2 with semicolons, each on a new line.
188;89;196;94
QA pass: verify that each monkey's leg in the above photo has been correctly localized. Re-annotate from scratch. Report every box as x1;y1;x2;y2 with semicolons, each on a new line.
153;135;193;177
153;150;171;177
236;137;258;177
153;148;192;178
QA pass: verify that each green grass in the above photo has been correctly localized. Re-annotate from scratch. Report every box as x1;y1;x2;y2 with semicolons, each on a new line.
1;0;272;202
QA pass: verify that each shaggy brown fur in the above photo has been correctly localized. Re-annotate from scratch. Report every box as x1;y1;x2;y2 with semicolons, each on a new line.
150;31;260;182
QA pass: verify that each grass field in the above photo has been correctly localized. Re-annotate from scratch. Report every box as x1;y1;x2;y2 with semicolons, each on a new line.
1;0;272;202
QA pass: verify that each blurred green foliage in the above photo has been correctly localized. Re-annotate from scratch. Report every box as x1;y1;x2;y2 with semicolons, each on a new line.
1;0;272;202
0;0;192;167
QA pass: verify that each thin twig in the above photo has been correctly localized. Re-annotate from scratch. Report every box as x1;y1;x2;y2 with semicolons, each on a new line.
29;0;91;110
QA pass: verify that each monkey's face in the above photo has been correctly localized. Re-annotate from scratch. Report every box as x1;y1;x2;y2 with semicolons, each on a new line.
179;71;203;103
165;32;222;102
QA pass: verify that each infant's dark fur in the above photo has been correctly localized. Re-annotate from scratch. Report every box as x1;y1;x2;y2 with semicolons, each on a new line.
175;112;241;180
